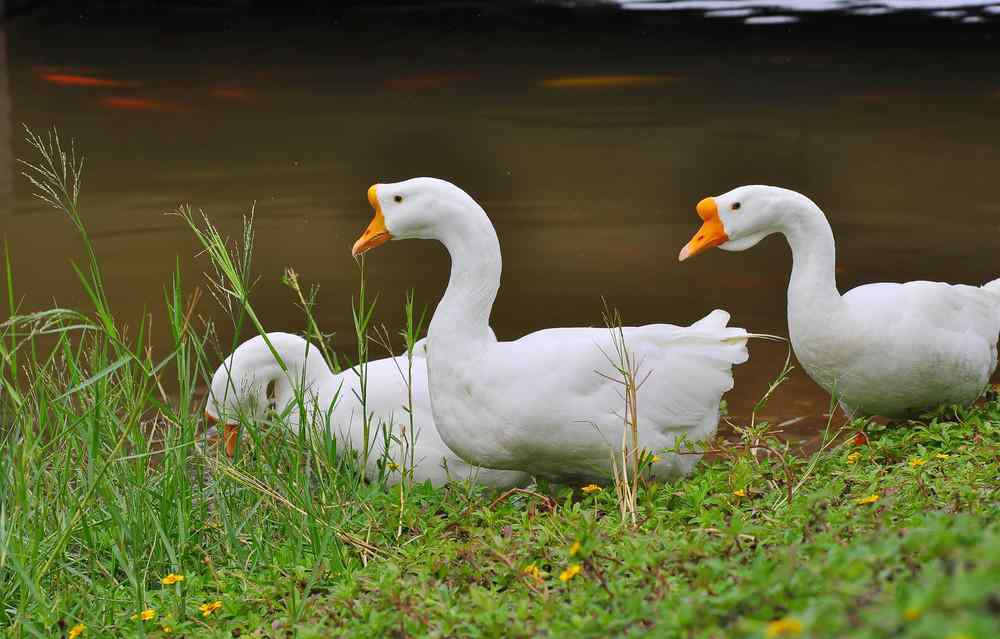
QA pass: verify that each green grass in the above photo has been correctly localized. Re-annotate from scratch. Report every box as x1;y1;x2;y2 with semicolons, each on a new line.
1;129;997;638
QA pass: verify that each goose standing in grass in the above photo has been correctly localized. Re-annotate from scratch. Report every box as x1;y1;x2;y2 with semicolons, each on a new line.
679;185;1000;418
352;177;751;483
205;332;530;488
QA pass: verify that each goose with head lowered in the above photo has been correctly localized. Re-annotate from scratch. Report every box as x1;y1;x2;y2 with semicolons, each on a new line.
679;185;1000;418
352;177;753;483
205;332;530;488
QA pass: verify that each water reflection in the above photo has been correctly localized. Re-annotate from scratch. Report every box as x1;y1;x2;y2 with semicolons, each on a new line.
5;4;1000;445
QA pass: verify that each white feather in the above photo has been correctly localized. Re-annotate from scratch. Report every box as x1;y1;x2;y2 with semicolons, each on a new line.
368;177;752;483
205;332;530;488
699;185;1000;418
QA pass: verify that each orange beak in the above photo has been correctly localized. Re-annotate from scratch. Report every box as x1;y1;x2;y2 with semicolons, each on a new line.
678;197;729;262
351;185;392;257
205;410;240;457
223;424;239;458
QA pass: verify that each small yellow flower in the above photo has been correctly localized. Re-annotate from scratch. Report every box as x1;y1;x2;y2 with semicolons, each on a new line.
68;623;86;639
935;453;951;460
559;563;581;582
569;541;581;556
847;451;861;464
199;600;222;617
581;484;602;494
522;563;542;580
387;462;400;471
903;607;921;621
160;573;184;585
732;488;746;497
650;455;661;463
855;494;880;505
161;626;173;635
908;457;927;468
765;617;803;637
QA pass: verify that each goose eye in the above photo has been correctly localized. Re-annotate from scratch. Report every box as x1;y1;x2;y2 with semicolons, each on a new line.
732;202;741;211
394;195;403;203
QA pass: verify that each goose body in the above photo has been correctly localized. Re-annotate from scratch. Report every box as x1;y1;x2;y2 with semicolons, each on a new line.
352;177;750;483
205;332;530;488
679;185;1000;418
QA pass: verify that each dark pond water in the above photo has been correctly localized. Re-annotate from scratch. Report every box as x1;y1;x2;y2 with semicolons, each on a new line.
3;2;1000;445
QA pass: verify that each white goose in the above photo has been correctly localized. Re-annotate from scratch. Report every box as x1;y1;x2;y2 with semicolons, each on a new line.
352;177;751;483
679;185;1000;418
205;332;530;488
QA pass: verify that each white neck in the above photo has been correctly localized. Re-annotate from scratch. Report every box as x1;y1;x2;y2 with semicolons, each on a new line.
772;198;843;320
427;200;501;349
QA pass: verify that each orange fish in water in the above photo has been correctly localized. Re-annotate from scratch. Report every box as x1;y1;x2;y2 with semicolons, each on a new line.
540;75;674;89
40;73;130;88
99;97;186;112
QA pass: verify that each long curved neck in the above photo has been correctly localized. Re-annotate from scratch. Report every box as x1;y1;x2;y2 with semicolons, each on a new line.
428;201;501;347
775;199;842;319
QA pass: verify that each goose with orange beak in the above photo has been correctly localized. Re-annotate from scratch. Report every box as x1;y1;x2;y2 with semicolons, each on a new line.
679;184;1000;419
204;332;529;488
352;177;752;483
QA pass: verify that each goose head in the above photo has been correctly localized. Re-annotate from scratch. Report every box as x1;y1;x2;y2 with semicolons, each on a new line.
678;185;809;261
205;357;276;457
352;177;483;255
204;334;325;456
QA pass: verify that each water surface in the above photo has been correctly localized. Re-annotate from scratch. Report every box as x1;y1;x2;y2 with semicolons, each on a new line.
4;2;1000;444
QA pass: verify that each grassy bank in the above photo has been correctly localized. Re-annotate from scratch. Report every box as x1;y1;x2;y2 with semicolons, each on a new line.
1;130;997;638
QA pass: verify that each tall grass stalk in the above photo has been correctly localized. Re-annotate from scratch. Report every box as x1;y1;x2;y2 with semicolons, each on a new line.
283;267;340;372
173;204;286;374
399;291;427;486
371;291;428;537
19;126;115;341
599;303;648;528
349;257;378;485
371;290;428;487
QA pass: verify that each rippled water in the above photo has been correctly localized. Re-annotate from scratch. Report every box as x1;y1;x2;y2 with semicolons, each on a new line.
3;2;999;444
